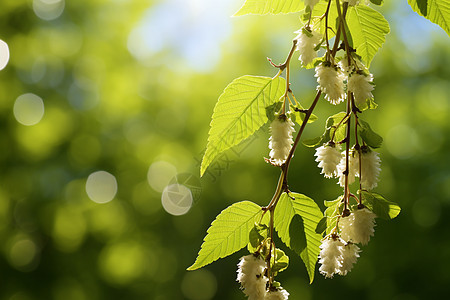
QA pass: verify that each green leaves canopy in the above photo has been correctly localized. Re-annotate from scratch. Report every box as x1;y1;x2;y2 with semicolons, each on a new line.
201;75;285;176
274;193;323;283
188;201;262;270
234;0;305;16
408;0;450;36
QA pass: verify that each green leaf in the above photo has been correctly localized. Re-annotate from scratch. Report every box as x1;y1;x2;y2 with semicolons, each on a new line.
302;135;325;148
310;1;339;38
247;221;269;252
327;112;348;142
370;0;384;5
274;193;323;283
234;0;305;16
358;119;383;148
188;201;262;270
272;248;289;273
357;97;378;111
200;75;285;176
315;217;327;234
324;196;343;235
361;191;401;220
291;104;318;125
408;0;450;36
347;5;390;66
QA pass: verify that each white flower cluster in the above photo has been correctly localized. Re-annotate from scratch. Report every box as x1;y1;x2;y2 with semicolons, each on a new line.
265;288;290;300
348;72;374;108
319;237;360;278
315;146;380;190
269;116;295;166
304;0;320;9
315;144;342;178
339;208;377;245
315;63;346;105
295;28;322;66
237;255;268;300
237;254;290;299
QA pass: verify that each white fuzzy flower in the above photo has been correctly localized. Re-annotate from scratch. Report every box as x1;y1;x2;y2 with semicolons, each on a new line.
315;63;346;105
337;150;359;187
338;56;365;75
337;243;361;276
348;73;374;109
315;144;342;178
359;149;381;190
304;0;320;9
339;208;376;245
319;237;344;278
237;254;268;300
295;28;322;66
265;287;289;300
269;116;295;166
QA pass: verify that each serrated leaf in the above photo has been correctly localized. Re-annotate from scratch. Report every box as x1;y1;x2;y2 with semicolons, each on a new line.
324;196;343;235
358;119;383;148
274;193;323;283
408;0;450;36
310;1;339;38
247;219;269;252
361;191;401;220
201;76;285;176
347;5;390;66
188;201;262;270
234;0;305;16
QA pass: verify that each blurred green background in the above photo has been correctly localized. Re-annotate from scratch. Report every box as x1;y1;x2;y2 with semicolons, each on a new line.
0;0;449;299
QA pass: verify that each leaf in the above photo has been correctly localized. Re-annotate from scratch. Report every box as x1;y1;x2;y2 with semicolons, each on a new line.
408;0;450;36
315;216;327;234
272;248;289;273
247;220;269;253
324;196;343;235
290;104;318;125
302;135;325;148
309;1;339;38
358;119;383;148
327;112;348;142
370;0;384;5
274;193;323;283
201;76;285;176
188;201;262;270
234;0;305;16
347;5;390;66
361;191;401;220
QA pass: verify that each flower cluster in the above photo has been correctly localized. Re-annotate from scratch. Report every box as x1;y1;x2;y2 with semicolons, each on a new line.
315;63;346;105
315;56;375;109
339;208;377;245
268;115;295;166
237;254;290;299
295;27;322;66
315;145;381;190
237;254;268;300
315;143;341;178
318;207;376;278
318;236;360;278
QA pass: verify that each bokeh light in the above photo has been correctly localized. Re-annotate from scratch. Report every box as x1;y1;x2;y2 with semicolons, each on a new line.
8;238;39;272
33;0;65;21
181;269;217;300
147;161;177;193
161;184;193;216
13;93;45;126
0;39;9;70
85;171;118;204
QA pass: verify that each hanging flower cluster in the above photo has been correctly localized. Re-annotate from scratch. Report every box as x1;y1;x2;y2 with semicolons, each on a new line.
268;114;295;166
295;27;322;66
